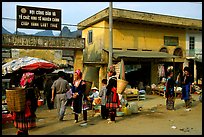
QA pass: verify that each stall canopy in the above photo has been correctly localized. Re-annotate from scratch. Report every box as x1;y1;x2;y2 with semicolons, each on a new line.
2;56;58;76
113;50;179;59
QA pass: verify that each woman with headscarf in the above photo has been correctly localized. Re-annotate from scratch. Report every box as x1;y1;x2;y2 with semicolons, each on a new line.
72;69;88;125
12;72;39;135
180;66;194;111
106;66;120;124
165;69;176;110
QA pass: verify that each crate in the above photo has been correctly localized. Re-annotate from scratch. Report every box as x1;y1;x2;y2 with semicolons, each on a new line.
6;87;26;112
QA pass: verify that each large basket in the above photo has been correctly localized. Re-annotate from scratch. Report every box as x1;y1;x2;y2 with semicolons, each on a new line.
117;79;128;94
6;87;26;112
85;81;92;96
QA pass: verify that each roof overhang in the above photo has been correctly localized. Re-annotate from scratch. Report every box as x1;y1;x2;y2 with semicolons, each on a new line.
186;57;202;62
78;8;202;31
112;50;179;59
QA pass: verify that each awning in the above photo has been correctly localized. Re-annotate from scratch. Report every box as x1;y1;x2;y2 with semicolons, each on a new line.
113;50;179;59
186;57;202;63
195;58;202;62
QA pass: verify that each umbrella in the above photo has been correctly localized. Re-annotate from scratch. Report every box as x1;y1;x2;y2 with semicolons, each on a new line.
2;56;59;76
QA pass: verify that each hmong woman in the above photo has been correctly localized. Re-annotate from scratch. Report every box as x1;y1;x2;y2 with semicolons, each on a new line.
72;69;88;124
106;66;120;124
12;72;39;135
165;70;175;110
180;67;194;111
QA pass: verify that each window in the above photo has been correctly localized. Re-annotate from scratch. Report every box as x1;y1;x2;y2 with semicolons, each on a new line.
159;47;168;53
189;36;195;50
88;30;93;44
173;48;183;57
164;36;179;46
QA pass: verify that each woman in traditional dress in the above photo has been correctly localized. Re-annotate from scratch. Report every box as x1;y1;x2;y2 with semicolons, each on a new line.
165;70;175;110
180;67;194;111
106;66;120;124
72;69;88;124
12;72;39;135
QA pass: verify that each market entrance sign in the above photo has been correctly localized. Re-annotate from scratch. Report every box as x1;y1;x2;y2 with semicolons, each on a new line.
2;34;85;50
17;5;61;30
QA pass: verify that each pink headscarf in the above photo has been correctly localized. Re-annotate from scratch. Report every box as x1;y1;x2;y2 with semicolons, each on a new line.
20;72;35;87
75;69;81;75
75;69;82;78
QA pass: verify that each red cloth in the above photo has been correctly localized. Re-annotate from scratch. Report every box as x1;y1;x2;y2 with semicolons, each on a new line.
2;113;13;124
111;87;120;106
11;100;32;119
111;87;117;102
25;100;32;118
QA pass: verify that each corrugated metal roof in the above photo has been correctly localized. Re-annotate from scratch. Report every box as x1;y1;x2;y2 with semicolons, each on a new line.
113;50;179;59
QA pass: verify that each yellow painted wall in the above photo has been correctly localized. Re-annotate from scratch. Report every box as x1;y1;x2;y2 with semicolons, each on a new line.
4;49;67;65
74;50;84;74
103;21;186;56
82;21;106;62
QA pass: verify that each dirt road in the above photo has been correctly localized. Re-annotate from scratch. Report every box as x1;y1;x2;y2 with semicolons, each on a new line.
2;94;202;135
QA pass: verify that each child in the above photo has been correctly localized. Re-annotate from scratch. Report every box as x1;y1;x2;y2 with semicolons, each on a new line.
99;79;108;119
87;87;99;110
87;87;100;116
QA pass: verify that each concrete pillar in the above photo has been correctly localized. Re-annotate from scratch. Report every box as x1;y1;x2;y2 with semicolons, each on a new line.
73;50;83;81
83;66;99;88
151;62;158;85
99;65;107;91
194;60;197;84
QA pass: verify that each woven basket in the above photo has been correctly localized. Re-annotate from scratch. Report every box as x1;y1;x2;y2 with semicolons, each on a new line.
117;79;128;94
6;87;26;112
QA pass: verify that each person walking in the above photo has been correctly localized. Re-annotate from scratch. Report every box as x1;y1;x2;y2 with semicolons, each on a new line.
165;70;175;110
44;76;54;110
180;67;194;111
51;71;70;121
72;69;88;124
99;79;109;119
106;66;120;124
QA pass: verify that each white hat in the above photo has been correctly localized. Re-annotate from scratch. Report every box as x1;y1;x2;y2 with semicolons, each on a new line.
91;87;98;90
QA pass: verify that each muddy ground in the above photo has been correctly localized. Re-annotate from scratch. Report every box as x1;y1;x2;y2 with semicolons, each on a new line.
2;94;202;135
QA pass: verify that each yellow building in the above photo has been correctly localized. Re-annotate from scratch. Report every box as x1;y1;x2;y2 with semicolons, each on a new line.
78;8;202;89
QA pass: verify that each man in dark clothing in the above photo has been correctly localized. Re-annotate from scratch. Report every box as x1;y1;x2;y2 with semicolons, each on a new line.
44;76;54;110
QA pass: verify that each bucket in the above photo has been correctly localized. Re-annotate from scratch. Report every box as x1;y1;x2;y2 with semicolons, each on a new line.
117;79;128;94
38;99;44;107
122;106;132;115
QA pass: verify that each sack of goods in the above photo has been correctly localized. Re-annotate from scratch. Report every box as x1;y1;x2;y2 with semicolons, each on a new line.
128;102;139;113
93;98;101;105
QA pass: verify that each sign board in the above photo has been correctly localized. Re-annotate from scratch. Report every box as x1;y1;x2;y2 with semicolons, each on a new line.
2;48;11;58
17;5;61;30
2;34;85;50
164;36;179;46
